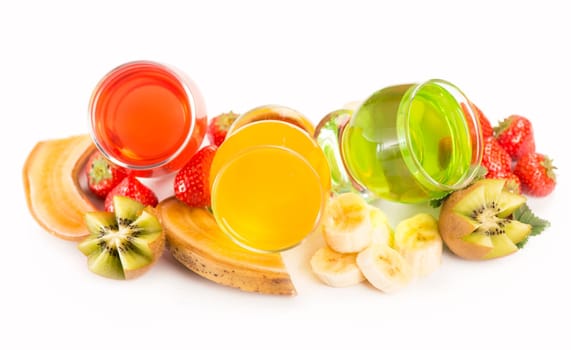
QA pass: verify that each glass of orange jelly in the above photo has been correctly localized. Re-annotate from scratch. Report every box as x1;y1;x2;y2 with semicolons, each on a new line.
209;110;331;253
88;60;207;177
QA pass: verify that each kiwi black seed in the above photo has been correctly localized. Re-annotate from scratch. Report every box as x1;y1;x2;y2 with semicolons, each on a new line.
78;196;165;280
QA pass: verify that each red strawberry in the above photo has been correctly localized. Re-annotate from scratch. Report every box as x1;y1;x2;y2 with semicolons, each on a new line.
513;152;557;197
471;102;494;139
494;114;535;160
481;136;512;179
85;151;128;198
461;102;493;154
104;175;158;212
501;172;522;194
207;111;240;147
174;145;217;207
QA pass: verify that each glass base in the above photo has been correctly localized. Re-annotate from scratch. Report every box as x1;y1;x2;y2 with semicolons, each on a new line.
314;109;376;203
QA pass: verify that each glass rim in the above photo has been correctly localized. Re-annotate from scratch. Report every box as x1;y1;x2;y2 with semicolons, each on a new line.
210;144;326;253
399;79;483;192
226;104;315;137
87;60;198;171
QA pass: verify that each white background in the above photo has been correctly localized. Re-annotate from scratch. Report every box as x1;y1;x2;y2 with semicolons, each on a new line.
1;1;568;349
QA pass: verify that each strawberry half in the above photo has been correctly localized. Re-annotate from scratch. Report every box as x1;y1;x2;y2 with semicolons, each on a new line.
514;152;557;197
174;145;217;207
207;111;240;147
104;175;158;212
85;151;128;198
494;114;535;160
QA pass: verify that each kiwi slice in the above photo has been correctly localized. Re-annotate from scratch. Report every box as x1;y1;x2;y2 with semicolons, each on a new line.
78;196;165;280
438;179;532;260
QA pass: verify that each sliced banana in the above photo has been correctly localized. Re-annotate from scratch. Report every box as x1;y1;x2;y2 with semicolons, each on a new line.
394;213;442;278
368;204;393;247
310;246;365;287
322;192;372;253
356;243;412;293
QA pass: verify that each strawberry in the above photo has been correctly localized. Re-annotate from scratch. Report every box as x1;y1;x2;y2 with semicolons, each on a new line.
85;150;128;198
207;111;240;147
480;137;521;193
461;102;493;151
174;145;217;207
513;152;557;197
481;136;512;179
471;102;494;139
502;173;522;194
494;114;535;160
104;175;158;212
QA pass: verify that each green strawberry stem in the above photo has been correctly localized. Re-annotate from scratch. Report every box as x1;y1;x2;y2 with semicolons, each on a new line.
542;157;557;180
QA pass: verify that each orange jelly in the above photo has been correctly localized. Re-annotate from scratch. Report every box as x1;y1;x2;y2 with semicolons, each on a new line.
210;120;331;252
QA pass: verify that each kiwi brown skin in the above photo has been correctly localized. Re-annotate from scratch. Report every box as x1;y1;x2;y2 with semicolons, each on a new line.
438;181;495;260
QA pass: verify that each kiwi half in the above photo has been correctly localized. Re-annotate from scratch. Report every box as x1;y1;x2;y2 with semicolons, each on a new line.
78;196;165;280
438;179;531;260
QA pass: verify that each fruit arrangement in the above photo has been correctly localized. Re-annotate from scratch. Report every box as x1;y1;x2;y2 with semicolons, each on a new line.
22;92;556;296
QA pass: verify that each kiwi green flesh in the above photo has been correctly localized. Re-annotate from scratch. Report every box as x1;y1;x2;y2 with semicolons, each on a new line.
484;234;518;259
453;179;530;258
79;197;162;280
497;192;526;218
87;248;126;280
463;232;493;248
454;185;488;218
114;196;144;223
80;211;117;256
130;210;163;239
504;220;532;244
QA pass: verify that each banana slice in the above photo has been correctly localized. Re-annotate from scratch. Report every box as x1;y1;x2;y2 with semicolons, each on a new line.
368;204;393;247
356;243;412;293
394;213;442;278
322;192;372;253
310;246;365;287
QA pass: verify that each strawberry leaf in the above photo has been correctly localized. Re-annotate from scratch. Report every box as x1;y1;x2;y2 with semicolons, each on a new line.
472;165;488;181
514;203;550;248
493;116;512;136
429;192;451;208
